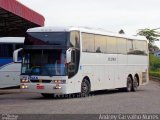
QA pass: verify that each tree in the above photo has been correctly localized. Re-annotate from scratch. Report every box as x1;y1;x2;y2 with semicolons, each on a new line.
119;29;125;34
137;28;160;52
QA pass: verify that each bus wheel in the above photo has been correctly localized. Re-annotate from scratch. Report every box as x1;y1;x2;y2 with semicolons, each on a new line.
41;93;54;98
125;77;132;92
132;76;138;92
81;79;90;97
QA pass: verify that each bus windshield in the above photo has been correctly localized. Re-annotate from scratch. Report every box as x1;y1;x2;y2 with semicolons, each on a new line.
21;49;67;76
25;32;68;45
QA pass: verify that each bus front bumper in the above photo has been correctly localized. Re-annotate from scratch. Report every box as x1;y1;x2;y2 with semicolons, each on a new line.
20;83;68;94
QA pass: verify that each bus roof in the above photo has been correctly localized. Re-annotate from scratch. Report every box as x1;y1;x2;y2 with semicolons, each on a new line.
27;26;147;41
0;37;24;43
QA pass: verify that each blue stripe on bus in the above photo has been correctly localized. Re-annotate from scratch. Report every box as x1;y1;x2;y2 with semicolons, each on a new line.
0;58;13;67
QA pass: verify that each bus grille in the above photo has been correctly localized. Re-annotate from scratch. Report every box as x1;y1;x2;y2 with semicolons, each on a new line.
30;80;52;83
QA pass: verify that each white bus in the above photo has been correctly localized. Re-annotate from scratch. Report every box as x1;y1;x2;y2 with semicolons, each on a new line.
0;37;24;88
16;27;149;97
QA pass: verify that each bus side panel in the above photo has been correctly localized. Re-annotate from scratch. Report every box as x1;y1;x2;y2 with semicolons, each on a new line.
81;53;102;91
114;54;128;88
66;73;82;94
0;63;21;88
81;53;117;91
127;55;148;85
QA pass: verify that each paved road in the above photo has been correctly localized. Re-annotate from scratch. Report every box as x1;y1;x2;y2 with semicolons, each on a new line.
0;80;160;114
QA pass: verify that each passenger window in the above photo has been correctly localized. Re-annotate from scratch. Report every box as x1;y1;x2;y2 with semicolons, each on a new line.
117;38;127;54
127;39;133;53
106;36;117;54
0;44;13;58
70;31;80;49
15;44;23;50
95;35;107;53
133;40;147;55
82;33;95;52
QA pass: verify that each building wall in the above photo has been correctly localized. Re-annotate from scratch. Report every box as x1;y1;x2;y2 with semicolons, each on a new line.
154;51;160;57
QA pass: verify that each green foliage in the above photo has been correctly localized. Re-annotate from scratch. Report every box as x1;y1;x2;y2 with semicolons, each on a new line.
138;28;160;44
149;54;160;70
149;71;160;78
137;28;160;52
149;54;160;78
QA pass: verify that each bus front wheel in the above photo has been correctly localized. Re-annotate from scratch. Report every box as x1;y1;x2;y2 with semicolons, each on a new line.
81;79;90;97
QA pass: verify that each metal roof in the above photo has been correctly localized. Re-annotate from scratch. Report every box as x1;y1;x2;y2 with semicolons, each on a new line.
0;0;45;37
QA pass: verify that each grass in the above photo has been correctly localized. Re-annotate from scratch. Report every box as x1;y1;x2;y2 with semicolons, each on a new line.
149;70;160;78
149;54;160;79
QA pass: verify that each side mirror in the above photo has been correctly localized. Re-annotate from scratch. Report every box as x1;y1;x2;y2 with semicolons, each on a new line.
66;48;72;63
13;48;23;63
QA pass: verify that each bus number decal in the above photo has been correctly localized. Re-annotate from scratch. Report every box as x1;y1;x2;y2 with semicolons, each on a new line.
108;57;116;61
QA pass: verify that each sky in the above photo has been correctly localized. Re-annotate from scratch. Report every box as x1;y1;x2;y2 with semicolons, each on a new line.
17;0;160;48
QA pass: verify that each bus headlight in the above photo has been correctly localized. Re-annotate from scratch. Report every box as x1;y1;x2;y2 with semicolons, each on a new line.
52;80;66;84
20;79;29;83
21;84;28;89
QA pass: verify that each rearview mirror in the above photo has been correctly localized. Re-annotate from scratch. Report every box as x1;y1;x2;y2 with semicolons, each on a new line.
66;48;72;63
13;48;23;63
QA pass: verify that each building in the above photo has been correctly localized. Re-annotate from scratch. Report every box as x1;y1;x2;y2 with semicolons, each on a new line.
154;51;160;57
0;0;45;37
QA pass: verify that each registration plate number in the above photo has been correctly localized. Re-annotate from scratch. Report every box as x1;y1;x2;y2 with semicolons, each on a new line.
37;85;45;89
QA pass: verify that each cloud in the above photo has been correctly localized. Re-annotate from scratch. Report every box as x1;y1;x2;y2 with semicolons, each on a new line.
17;0;160;47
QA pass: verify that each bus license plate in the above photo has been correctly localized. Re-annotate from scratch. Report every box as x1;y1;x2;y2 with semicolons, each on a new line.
37;85;45;89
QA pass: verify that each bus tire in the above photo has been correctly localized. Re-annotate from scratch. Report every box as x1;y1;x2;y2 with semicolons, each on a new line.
132;76;138;92
125;76;132;92
41;93;55;98
81;79;90;97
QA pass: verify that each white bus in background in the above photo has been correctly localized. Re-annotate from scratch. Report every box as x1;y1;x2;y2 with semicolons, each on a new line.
16;27;149;97
0;37;24;88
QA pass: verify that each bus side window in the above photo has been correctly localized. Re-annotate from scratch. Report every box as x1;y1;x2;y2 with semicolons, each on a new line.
68;50;76;78
68;31;80;78
15;44;23;50
0;44;13;58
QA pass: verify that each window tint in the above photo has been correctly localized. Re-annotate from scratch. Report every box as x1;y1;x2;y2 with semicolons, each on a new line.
127;40;148;55
127;39;133;53
117;38;127;54
95;35;107;53
135;40;147;52
82;33;95;52
69;31;80;78
0;44;13;58
15;44;23;49
70;31;80;49
0;43;23;58
81;32;147;55
106;36;117;54
26;32;68;45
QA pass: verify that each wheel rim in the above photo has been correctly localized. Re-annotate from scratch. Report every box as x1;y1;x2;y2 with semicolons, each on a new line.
127;78;132;91
82;82;88;94
133;77;138;90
